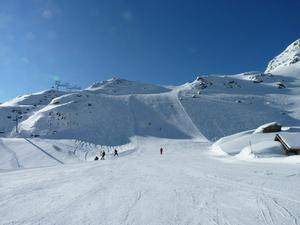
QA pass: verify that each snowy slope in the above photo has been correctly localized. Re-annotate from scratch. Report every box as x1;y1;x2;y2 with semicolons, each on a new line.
8;70;300;144
0;90;65;136
177;74;299;140
1;89;65;107
0;137;137;170
0;138;79;170
0;138;299;225
87;77;170;95
17;89;205;146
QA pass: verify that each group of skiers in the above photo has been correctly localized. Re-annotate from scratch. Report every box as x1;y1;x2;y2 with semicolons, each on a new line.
95;147;164;161
94;149;119;161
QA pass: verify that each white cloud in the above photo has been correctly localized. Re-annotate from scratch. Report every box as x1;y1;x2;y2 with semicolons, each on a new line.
42;9;53;19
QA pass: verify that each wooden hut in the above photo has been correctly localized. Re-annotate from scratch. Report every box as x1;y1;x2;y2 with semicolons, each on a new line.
274;133;300;155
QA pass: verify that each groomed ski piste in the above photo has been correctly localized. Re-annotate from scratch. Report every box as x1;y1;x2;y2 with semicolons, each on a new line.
0;40;300;225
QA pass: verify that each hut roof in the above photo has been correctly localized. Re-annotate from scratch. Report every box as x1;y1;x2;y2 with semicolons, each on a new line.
276;133;300;149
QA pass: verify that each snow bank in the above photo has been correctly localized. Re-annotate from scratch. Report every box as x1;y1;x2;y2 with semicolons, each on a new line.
235;146;256;160
210;143;228;156
212;124;300;161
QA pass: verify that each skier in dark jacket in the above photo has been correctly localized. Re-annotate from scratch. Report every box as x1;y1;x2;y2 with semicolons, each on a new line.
114;149;119;157
160;147;163;155
101;151;106;160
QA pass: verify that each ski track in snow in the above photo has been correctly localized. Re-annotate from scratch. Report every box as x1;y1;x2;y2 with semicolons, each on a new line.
0;139;23;169
24;138;64;164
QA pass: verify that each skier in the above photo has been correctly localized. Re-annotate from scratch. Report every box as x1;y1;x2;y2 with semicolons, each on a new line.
160;147;163;155
114;149;119;157
101;151;106;160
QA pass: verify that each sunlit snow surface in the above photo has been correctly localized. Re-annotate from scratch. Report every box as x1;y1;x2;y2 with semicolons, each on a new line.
0;137;299;225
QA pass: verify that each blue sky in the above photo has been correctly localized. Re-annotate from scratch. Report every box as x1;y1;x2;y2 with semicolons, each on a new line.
0;0;299;102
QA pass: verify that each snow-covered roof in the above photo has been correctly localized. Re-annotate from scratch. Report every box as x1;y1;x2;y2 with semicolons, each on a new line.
277;133;300;149
253;122;281;134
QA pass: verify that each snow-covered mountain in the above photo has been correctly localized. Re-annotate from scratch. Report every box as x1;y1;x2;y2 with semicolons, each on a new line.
87;77;170;95
266;39;300;76
1;40;300;146
0;90;65;135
